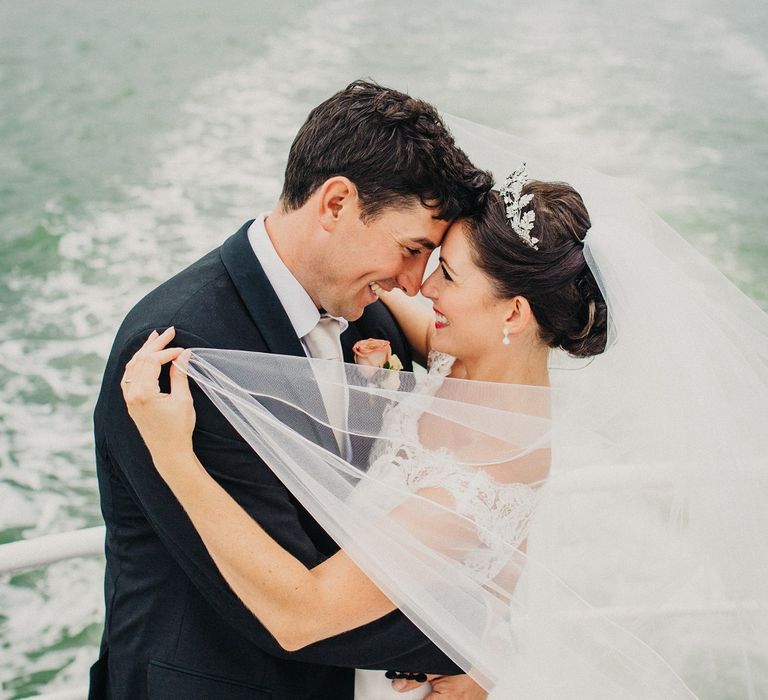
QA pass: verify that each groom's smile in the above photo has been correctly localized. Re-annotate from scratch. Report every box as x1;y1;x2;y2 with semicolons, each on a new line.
317;199;448;321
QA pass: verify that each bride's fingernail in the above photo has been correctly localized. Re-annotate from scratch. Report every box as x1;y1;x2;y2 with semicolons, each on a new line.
392;680;406;690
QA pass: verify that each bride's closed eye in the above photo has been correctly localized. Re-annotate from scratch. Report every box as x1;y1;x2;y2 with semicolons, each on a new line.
440;263;453;281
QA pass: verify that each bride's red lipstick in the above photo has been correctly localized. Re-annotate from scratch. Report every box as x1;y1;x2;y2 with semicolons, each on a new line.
434;307;448;329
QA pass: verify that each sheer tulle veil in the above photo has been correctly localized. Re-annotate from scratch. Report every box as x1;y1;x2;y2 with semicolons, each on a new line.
179;119;768;699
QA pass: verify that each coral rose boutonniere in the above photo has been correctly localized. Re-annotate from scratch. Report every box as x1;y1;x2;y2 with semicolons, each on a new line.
352;339;403;371
353;339;403;391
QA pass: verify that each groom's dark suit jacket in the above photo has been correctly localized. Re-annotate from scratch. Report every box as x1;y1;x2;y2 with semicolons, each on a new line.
90;221;460;700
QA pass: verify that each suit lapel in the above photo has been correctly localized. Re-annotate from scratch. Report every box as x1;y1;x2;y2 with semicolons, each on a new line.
220;222;339;455
220;221;305;358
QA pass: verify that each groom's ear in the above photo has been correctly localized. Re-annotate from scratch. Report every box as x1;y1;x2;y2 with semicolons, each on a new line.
317;176;359;231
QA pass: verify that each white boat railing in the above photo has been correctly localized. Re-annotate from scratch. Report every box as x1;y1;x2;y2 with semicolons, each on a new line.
1;527;104;700
0;526;105;575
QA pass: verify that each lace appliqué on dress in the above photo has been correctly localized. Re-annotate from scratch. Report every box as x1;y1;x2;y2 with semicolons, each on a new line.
425;350;455;378
365;351;541;583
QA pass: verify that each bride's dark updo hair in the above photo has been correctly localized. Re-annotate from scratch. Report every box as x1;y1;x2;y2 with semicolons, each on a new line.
466;180;608;358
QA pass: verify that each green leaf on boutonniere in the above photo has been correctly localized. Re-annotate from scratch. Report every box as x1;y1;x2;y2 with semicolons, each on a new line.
383;354;403;371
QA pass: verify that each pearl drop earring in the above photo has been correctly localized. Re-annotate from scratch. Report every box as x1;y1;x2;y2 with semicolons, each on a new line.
502;327;510;345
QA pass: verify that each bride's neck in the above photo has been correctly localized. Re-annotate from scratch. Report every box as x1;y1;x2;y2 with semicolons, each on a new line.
460;342;550;386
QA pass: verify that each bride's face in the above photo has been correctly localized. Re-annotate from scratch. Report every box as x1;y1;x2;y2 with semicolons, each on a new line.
421;223;509;360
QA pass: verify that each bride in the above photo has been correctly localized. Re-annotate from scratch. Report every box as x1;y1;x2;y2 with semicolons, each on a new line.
122;133;768;698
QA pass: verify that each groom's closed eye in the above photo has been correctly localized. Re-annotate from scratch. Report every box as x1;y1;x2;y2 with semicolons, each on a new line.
403;238;437;257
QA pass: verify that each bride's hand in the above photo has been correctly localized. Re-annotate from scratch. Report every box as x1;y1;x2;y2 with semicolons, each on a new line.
121;327;195;460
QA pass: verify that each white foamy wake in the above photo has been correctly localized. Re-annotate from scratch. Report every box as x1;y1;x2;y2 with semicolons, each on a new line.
1;0;375;694
3;0;765;695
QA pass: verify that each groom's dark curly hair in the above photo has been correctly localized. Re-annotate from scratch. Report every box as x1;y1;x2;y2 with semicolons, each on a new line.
280;80;491;221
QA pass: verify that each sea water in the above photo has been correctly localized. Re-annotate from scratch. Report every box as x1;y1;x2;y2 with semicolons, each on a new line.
1;0;766;697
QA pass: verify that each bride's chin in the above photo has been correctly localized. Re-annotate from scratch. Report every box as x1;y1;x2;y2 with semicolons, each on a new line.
430;334;451;355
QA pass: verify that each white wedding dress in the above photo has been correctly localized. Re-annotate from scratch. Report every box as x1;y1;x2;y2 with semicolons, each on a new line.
354;352;541;700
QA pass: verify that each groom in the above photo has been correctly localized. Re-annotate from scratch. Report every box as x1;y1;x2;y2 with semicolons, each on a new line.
91;81;491;699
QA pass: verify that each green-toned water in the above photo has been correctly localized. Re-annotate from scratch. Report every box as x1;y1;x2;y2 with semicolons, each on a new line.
1;0;766;697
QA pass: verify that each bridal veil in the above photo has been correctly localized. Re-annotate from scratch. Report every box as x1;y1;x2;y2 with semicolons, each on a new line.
179;119;768;699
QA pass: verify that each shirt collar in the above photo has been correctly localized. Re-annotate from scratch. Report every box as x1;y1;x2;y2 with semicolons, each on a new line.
247;213;348;339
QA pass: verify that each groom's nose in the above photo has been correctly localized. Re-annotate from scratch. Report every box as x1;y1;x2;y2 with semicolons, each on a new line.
396;257;429;296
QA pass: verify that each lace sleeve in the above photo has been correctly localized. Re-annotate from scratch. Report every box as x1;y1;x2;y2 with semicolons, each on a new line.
394;451;543;583
364;441;544;585
361;348;545;584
